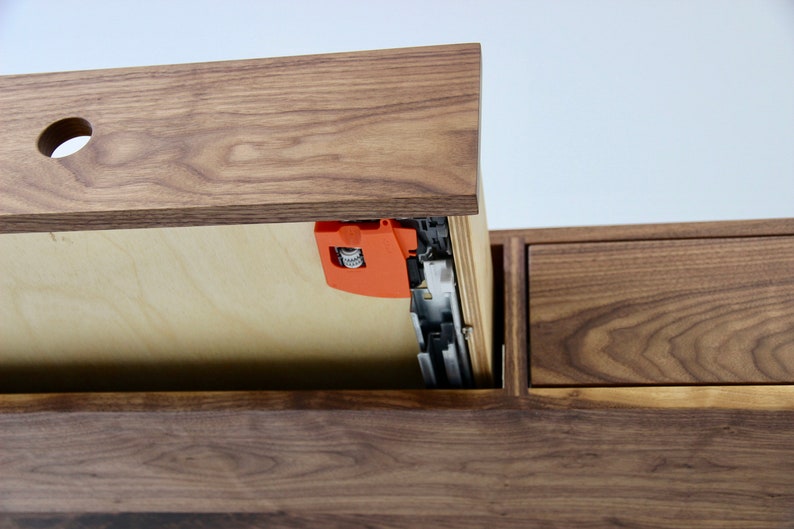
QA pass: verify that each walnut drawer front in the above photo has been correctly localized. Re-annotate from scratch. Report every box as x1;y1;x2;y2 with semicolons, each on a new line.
529;236;794;386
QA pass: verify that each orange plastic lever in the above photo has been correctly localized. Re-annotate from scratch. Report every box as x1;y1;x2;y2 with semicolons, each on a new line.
314;219;417;298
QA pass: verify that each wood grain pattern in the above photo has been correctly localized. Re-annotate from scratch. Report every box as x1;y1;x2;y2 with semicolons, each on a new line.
4;384;794;414
449;177;493;386
3;514;534;529
0;44;480;233
1;406;792;527
0;513;534;529
0;514;278;529
0;389;511;414
501;237;527;395
0;514;538;529
489;217;794;246
530;236;794;385
530;386;794;410
0;223;422;392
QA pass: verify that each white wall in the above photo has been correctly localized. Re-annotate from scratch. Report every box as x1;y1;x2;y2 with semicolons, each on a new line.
2;0;792;229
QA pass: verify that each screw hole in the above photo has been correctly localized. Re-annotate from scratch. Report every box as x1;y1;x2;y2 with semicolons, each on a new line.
38;117;92;158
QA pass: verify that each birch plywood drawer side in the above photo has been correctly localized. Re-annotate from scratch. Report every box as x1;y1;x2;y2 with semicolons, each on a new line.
529;235;794;386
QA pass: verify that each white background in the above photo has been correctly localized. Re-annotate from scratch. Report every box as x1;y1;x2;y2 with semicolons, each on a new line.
1;0;792;229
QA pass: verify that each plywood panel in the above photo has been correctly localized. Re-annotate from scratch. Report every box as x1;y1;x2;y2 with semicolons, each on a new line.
530;237;794;385
0;44;480;233
449;177;493;386
0;223;422;391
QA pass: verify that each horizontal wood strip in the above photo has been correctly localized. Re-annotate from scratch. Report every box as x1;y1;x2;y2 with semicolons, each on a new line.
1;407;792;527
489;217;794;246
530;236;794;385
0;513;575;529
1;507;789;529
0;44;480;233
0;514;536;529
4;385;794;414
0;390;511;413
530;386;794;410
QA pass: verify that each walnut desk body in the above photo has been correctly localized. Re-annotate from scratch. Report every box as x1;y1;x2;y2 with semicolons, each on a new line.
1;45;793;528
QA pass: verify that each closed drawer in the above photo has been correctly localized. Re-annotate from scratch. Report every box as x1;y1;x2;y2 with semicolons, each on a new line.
529;236;794;385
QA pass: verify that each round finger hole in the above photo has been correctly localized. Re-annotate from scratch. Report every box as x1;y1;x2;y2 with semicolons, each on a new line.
38;117;93;158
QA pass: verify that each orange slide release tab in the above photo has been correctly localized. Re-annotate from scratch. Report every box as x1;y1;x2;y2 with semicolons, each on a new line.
314;219;417;298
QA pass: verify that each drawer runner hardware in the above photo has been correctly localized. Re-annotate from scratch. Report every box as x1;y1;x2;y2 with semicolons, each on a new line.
315;217;473;389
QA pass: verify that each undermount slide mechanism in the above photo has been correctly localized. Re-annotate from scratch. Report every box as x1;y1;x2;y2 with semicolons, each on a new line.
314;218;473;388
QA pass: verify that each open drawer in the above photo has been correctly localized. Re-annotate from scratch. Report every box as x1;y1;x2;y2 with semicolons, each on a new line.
0;44;494;393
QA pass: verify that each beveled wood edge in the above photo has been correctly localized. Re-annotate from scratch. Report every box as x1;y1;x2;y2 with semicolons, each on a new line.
0;196;479;234
489;217;794;245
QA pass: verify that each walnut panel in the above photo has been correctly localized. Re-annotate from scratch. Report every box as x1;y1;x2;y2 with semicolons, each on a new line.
0;44;480;233
530;236;794;385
